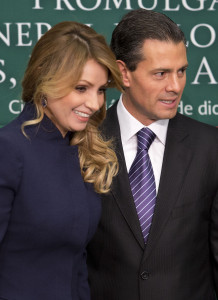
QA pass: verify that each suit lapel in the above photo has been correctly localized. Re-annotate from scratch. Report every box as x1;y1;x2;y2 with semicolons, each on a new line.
103;103;145;249
143;113;193;260
103;106;193;253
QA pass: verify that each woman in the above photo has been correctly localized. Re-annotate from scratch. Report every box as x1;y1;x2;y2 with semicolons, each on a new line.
0;21;122;300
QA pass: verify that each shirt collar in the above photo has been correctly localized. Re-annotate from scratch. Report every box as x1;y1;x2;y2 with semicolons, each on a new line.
117;95;169;146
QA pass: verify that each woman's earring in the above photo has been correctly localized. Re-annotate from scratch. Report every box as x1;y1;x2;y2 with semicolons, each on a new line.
42;97;47;108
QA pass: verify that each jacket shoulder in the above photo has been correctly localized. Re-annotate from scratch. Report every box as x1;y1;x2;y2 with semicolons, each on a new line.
173;113;218;137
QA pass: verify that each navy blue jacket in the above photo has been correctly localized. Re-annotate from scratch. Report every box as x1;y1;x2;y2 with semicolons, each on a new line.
0;103;101;300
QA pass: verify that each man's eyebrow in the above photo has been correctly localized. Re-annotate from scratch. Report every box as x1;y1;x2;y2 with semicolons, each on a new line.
179;63;189;69
152;64;189;72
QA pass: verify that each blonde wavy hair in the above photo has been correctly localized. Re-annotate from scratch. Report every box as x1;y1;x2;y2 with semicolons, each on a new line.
21;21;122;194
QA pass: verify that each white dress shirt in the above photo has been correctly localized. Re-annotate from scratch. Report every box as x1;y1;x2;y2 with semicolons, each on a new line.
117;95;169;192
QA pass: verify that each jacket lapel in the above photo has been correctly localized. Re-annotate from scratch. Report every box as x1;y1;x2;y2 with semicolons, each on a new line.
103;105;193;253
142;113;193;260
103;103;145;249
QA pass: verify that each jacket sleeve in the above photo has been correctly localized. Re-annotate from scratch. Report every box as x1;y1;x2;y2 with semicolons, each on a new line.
0;135;22;243
210;137;218;297
211;186;218;297
78;250;90;300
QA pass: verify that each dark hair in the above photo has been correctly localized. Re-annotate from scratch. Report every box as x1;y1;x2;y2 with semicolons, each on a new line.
111;9;187;71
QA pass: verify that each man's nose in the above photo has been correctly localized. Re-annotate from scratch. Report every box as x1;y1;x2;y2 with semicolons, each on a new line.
166;75;181;93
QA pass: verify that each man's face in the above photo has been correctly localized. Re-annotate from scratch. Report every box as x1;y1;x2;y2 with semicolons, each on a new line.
119;39;188;125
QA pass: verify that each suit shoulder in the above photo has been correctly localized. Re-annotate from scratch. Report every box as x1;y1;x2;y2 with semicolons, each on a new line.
101;101;119;135
105;101;118;119
175;113;218;137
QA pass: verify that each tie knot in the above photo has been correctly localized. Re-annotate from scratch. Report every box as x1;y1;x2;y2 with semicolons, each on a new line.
137;127;156;151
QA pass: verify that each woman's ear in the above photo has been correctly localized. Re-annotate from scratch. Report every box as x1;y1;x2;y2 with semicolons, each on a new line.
116;60;131;88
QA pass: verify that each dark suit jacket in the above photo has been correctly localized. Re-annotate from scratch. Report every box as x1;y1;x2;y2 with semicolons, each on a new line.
87;101;218;300
0;103;101;300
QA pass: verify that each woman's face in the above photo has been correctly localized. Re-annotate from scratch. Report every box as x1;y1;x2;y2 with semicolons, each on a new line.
45;59;108;137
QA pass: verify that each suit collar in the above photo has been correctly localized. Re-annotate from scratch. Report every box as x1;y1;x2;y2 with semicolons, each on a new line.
103;102;146;248
117;96;169;147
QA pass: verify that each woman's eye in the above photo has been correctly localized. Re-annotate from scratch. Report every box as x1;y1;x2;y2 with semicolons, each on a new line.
98;87;107;94
75;86;86;92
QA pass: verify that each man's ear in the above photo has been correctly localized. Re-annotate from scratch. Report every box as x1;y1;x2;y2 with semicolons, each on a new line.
116;60;131;87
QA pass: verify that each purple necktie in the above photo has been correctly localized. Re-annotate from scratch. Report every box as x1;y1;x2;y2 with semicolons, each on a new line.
129;127;156;243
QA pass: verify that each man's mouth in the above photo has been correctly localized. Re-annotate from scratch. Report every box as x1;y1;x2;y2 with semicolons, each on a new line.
160;99;176;104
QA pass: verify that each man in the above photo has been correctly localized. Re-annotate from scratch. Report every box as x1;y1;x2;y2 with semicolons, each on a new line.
87;9;218;300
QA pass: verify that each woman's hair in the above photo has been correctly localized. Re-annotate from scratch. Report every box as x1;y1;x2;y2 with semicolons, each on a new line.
21;21;122;194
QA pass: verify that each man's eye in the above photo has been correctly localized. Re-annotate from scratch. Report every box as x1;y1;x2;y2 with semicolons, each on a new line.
178;68;187;76
155;72;165;77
